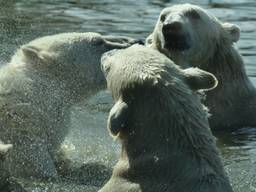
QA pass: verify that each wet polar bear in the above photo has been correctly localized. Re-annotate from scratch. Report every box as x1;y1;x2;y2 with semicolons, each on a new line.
146;4;256;130
0;32;138;179
99;45;233;192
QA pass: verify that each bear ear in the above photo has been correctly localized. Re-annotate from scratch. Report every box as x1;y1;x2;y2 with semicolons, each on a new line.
183;67;218;91
222;23;240;42
107;99;129;138
21;45;52;61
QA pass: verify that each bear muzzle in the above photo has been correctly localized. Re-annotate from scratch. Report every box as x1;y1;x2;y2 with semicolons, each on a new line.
162;21;191;51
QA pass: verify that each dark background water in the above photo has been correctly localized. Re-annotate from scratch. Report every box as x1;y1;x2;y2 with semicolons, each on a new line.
0;0;256;191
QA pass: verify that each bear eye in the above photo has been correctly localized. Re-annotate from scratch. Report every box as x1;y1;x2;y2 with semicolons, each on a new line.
160;14;167;22
185;10;201;20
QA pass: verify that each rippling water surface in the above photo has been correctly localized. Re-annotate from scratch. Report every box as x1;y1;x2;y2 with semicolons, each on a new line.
0;0;256;191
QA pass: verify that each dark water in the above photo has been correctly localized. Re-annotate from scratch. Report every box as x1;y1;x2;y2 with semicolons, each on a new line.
0;0;256;191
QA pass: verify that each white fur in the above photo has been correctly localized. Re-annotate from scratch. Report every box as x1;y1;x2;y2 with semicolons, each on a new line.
0;32;138;178
146;3;256;130
99;45;233;192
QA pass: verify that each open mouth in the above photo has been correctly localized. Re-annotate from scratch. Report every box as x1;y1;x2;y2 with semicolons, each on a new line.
163;33;191;51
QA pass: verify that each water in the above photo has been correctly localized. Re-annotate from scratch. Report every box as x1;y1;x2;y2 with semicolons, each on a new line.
0;0;256;191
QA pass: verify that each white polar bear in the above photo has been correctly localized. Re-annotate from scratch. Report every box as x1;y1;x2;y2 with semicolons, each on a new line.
99;45;233;192
0;32;139;179
146;4;256;131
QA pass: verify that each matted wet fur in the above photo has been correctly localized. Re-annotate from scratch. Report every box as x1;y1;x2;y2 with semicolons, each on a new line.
99;45;233;192
146;3;256;130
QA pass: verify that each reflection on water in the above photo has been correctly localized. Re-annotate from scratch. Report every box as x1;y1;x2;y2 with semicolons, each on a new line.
0;0;256;191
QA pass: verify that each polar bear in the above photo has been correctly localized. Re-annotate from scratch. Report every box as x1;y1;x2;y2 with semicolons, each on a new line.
99;45;233;192
0;32;139;179
146;4;256;131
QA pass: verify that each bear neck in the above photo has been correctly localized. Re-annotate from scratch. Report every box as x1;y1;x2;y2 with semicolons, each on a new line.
0;60;73;115
202;40;256;129
26;60;99;106
27;66;74;108
206;41;254;96
113;88;227;186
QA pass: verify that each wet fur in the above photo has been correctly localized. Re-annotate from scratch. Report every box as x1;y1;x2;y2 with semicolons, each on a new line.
147;4;256;130
0;32;138;178
99;45;233;192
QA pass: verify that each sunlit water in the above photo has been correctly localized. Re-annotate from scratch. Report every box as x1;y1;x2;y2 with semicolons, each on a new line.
0;0;256;191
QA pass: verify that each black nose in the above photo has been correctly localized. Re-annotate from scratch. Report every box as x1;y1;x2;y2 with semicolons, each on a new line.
162;21;182;34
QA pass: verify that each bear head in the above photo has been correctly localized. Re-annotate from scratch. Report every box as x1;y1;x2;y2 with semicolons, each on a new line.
12;33;140;101
146;3;240;68
101;45;217;139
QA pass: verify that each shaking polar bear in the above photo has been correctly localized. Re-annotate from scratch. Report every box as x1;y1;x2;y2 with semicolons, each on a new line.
0;32;138;178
